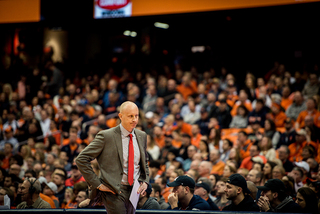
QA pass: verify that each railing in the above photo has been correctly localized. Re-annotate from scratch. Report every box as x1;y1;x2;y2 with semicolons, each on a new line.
0;208;268;213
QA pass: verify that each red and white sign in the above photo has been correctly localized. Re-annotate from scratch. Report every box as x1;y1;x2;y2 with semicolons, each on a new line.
94;0;132;19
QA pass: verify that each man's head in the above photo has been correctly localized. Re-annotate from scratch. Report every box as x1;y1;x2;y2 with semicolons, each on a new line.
278;145;290;161
18;177;41;201
43;182;58;196
150;183;162;199
210;148;220;163
257;179;287;204
198;161;212;177
295;129;307;143
187;145;197;159
76;190;88;205
284;117;294;131
225;173;250;200
167;175;195;200
249;144;260;157
288;167;304;184
8;164;21;177
52;173;66;187
247;169;262;185
194;181;211;199
118;101;139;132
215;177;228;196
237;131;248;143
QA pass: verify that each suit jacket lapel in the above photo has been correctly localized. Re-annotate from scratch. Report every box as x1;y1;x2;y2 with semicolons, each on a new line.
135;130;145;164
113;125;123;169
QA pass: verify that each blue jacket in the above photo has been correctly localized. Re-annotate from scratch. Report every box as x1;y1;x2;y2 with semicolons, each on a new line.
167;195;211;210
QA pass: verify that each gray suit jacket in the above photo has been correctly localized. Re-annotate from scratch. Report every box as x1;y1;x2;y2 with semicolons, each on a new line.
75;125;149;199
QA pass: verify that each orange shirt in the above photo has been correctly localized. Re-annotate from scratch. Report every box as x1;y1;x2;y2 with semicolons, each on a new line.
176;81;198;101
84;106;95;118
172;123;192;136
40;193;56;208
162;187;172;203
230;101;253;117
266;111;287;128
288;141;317;162
296;109;320;128
240;139;253;159
240;155;267;170
210;160;225;175
154;135;165;149
62;138;83;146
172;139;182;148
281;98;293;110
191;133;202;149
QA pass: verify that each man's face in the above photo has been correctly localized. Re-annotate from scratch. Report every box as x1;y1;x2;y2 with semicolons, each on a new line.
249;146;259;157
9;164;21;177
261;190;274;203
198;162;207;176
289;169;302;183
53;174;64;186
4;177;12;187
216;181;226;195
225;183;238;200
76;191;87;204
238;133;246;143
194;187;206;197
172;185;187;200
278;147;288;161
118;103;139;132
18;180;31;201
187;146;196;159
247;170;258;183
43;185;53;196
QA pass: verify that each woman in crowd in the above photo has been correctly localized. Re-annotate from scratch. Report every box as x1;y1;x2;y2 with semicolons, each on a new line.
199;139;210;161
207;128;223;152
263;119;280;148
146;134;160;161
295;187;319;214
272;165;286;179
260;161;277;185
229;105;249;128
259;136;276;161
222;164;236;178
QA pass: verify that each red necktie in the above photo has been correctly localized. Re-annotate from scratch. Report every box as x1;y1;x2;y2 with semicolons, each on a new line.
128;134;134;186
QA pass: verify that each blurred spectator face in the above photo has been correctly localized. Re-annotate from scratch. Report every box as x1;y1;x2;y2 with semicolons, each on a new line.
59;151;68;161
169;171;178;183
216;180;226;195
4;143;13;155
306;99;316;111
167;79;176;91
165;165;176;178
210;150;219;163
46;154;55;165
4;177;13;188
9;164;21;177
263;163;272;175
249;145;259;157
278;146;289;161
304;115;314;127
294;92;303;104
247;169;259;183
76;190;88;205
191;125;200;136
53;174;64;186
309;74;318;85
187;146;197;159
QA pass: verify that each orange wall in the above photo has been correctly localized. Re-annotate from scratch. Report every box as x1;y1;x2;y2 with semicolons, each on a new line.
0;0;40;24
131;0;319;16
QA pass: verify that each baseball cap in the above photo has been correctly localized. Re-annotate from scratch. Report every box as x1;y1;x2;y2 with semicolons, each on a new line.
46;182;58;193
167;175;195;189
38;176;47;185
227;173;250;194
257;179;285;192
145;111;154;119
195;181;211;193
296;129;307;137
295;161;310;173
145;183;152;195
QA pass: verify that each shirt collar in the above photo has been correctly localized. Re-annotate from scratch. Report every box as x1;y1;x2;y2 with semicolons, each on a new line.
120;124;135;137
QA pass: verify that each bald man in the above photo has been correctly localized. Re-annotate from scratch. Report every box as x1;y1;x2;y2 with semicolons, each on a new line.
76;101;149;214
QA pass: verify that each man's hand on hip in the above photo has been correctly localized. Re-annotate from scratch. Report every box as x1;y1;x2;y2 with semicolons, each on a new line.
98;184;116;194
137;182;148;194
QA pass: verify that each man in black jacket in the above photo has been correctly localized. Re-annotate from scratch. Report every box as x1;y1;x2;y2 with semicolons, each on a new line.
223;173;260;211
194;181;219;210
167;175;211;210
257;179;302;213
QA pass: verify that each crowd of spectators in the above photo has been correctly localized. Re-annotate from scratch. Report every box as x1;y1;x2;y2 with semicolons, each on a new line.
0;53;320;213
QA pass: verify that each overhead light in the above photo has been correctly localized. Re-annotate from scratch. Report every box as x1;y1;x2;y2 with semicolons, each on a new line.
191;46;205;53
123;30;131;36
130;31;137;37
154;22;169;29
